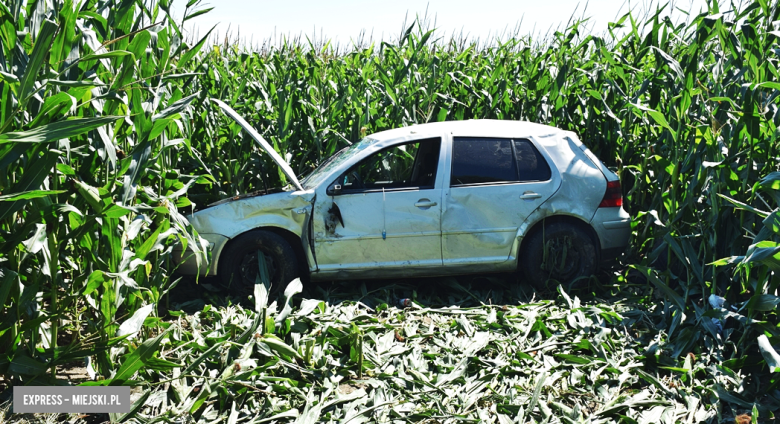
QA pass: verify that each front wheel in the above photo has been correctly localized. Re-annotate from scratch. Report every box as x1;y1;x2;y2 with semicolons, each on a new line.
218;230;299;298
520;222;598;290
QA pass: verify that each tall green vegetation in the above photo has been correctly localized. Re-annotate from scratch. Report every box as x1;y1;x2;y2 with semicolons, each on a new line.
0;0;212;383
1;0;779;416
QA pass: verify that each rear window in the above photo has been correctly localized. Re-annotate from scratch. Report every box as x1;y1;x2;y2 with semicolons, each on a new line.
450;137;551;186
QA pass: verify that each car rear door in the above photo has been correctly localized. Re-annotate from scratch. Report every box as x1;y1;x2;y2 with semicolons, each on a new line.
441;136;560;266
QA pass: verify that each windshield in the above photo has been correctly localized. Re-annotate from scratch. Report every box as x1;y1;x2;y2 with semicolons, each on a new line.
302;137;379;189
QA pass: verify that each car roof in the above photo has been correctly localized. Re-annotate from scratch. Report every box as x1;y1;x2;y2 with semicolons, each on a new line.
368;119;565;142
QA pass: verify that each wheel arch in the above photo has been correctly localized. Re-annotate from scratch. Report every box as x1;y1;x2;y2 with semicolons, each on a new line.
217;225;310;281
517;214;602;265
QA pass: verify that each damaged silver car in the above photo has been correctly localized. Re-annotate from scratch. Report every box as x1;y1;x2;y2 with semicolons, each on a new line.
175;100;630;294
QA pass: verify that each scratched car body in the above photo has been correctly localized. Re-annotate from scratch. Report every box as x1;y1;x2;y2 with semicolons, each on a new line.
176;101;630;293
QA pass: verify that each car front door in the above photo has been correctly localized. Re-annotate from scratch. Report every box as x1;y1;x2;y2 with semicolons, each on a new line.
313;137;444;273
442;136;560;266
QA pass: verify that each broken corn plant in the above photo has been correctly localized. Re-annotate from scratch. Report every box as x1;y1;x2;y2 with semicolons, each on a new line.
13;281;755;423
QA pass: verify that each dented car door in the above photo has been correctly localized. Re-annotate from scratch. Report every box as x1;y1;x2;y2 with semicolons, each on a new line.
313;137;444;275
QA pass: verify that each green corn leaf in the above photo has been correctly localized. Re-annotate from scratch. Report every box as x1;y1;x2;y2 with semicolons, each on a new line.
121;142;152;205
743;241;780;269
0;267;16;309
527;372;546;415
144;357;182;371
179;24;216;67
153;93;199;122
708;256;744;266
183;7;214;22
555;354;594;364
50;0;78;72
0;116;122;144
83;270;106;296
181;341;226;376
72;179;103;213
78;10;108;33
18;19;58;107
746;294;780;312
632;265;685;310
0;70;18;84
116;304;155;340
102;204;134;218
135;225;163;260
0;190;66;201
650;46;683;80
110;328;171;385
79;51;134;62
757;335;780;373
110;390;150;423
0;3;17;58
260;335;302;359
0;149;58;222
717;193;770;218
630;103;676;140
9;354;48;376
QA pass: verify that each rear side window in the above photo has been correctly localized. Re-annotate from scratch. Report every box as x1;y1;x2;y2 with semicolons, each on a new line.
451;137;551;186
513;139;551;181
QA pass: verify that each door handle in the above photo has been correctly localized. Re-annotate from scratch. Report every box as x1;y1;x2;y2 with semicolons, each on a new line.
415;199;438;209
520;192;542;200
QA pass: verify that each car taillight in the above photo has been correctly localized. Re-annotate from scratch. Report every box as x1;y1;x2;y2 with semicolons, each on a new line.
599;180;622;208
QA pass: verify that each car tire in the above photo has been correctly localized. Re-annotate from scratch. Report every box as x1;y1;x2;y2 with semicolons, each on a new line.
521;222;598;290
218;230;299;298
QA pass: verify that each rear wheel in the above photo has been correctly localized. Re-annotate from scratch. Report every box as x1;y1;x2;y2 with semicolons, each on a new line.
521;222;598;290
218;230;299;298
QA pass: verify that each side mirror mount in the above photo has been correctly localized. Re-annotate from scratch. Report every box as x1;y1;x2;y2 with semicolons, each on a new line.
327;183;342;196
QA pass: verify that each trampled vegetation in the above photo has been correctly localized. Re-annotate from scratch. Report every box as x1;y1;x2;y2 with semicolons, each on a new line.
0;0;779;422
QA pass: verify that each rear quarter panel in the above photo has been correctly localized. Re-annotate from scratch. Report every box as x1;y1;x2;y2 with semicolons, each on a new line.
535;132;605;221
513;132;606;256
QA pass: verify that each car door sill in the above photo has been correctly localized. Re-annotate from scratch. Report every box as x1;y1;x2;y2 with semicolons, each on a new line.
443;257;511;265
316;231;440;242
442;227;517;236
316;260;443;271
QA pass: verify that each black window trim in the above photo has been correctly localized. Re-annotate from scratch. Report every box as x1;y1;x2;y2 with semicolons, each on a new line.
339;185;436;195
449;136;552;188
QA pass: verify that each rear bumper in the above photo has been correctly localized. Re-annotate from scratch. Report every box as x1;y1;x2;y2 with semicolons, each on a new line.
591;207;631;260
172;233;229;276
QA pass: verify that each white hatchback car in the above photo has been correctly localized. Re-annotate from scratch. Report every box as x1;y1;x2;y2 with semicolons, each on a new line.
176;101;630;294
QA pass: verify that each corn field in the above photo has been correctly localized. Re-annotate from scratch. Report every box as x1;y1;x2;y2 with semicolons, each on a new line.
1;0;779;422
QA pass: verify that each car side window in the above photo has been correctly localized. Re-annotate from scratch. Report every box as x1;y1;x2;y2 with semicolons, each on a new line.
451;137;551;186
339;138;441;191
451;137;518;186
514;139;551;181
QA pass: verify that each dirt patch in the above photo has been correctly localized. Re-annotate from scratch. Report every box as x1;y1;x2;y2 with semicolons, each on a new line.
338;381;366;395
56;360;91;384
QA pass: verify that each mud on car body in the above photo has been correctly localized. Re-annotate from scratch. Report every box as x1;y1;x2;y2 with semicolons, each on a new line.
175;100;630;295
